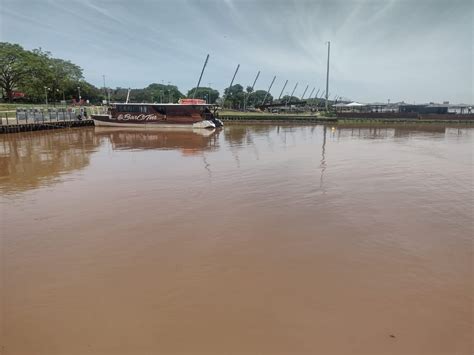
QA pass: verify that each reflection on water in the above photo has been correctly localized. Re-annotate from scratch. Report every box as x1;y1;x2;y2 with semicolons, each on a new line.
0;128;100;194
1;124;470;195
1;123;473;355
94;127;220;154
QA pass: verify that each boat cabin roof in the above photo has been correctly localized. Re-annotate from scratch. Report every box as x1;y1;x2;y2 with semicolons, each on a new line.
111;102;215;106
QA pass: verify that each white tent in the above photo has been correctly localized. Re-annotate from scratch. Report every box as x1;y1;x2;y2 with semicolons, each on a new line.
345;102;366;107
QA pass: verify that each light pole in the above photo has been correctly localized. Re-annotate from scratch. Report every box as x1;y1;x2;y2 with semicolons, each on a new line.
77;86;81;103
325;41;331;111
44;86;50;105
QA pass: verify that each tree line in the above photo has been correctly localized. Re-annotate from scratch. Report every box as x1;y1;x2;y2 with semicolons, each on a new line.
0;42;324;108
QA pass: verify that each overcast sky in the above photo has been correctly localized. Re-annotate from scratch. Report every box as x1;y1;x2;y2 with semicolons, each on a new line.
0;0;472;103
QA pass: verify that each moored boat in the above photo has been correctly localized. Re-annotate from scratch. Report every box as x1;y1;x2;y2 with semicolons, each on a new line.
92;99;223;129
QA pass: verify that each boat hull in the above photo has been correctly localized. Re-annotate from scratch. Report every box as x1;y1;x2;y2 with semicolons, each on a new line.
92;115;216;129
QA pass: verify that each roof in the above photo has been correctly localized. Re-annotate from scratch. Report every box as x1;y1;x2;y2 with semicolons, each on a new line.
346;102;366;107
111;102;214;106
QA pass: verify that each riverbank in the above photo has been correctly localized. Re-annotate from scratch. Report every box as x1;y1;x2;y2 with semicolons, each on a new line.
220;114;474;125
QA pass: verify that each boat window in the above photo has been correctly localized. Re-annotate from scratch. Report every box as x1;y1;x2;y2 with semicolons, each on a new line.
116;105;142;113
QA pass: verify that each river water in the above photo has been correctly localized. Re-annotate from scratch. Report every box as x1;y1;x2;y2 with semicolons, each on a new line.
0;124;472;355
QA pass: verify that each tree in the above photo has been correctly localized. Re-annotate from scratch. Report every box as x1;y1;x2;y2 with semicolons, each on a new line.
0;42;33;101
108;84;184;104
279;95;300;104
0;42;90;103
247;90;273;107
223;84;245;109
146;83;184;103
186;87;219;104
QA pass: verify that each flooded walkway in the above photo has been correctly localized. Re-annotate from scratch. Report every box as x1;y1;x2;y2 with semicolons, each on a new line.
0;124;472;355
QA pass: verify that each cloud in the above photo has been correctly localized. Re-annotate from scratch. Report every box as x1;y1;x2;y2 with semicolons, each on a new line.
0;0;472;103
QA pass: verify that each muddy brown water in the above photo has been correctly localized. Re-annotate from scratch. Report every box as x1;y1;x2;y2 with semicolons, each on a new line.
0;124;472;355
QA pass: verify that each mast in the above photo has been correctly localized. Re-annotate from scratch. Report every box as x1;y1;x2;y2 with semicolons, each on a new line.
192;54;209;99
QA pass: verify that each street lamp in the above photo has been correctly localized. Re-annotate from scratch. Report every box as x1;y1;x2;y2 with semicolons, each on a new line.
44;86;50;105
77;86;81;103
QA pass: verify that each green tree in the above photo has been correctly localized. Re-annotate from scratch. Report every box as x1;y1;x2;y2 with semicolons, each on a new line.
0;42;34;101
279;95;300;104
0;43;91;103
146;83;184;103
186;87;219;104
223;84;245;109
108;84;184;104
247;90;273;107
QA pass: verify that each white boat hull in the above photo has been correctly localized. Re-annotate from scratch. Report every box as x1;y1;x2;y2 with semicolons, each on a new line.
93;117;216;129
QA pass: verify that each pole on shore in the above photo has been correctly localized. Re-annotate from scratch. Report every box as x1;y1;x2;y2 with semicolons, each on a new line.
325;41;330;111
244;70;260;111
278;80;288;100
287;82;298;105
103;75;107;103
126;88;131;103
261;75;276;106
301;85;309;100
223;64;240;107
308;87;315;102
192;54;210;99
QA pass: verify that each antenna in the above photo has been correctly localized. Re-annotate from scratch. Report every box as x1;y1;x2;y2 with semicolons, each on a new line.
192;54;209;99
261;76;276;106
278;80;288;100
